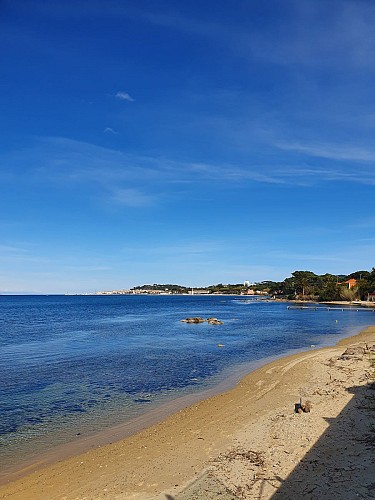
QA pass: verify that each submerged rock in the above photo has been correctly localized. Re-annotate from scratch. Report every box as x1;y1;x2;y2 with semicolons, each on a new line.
207;317;224;325
180;317;224;325
180;317;206;323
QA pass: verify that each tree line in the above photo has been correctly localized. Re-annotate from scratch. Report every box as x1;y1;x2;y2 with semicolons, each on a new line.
131;267;375;301
262;268;375;301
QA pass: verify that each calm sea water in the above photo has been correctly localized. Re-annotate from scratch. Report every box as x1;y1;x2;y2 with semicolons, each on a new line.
1;294;374;473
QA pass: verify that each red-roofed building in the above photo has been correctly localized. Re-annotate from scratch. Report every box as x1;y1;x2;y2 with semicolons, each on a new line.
344;279;357;289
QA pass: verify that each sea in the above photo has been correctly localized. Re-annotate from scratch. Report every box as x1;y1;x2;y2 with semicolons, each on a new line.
1;294;374;478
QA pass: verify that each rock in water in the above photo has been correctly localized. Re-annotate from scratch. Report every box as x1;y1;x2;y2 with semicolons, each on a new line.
180;317;206;323
207;318;224;325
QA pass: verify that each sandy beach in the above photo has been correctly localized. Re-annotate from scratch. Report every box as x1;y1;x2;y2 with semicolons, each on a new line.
0;326;374;499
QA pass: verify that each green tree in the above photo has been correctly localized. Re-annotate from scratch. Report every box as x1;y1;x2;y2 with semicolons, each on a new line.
288;271;320;298
345;270;370;280
318;274;341;301
356;267;375;299
340;286;359;302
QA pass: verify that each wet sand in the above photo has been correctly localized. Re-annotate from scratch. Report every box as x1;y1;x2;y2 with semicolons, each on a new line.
0;326;374;499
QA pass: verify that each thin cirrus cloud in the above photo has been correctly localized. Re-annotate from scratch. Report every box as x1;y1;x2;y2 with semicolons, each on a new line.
0;244;28;254
276;141;375;162
275;166;375;186
6;1;375;73
103;127;119;135
0;246;47;264
5;136;375;199
125;1;375;70
242;2;375;69
109;188;155;207
4;137;283;187
115;91;135;102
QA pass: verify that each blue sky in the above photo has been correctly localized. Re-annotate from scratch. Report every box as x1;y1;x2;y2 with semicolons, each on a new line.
1;0;375;293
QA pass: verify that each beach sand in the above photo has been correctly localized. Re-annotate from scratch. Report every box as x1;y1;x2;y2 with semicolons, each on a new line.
0;327;374;499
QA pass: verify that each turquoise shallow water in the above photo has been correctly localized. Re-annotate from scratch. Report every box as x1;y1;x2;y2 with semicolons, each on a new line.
0;294;374;473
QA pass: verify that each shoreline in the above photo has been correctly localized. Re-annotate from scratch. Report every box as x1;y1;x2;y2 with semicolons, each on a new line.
0;326;374;499
0;357;270;485
0;323;367;485
0;348;322;485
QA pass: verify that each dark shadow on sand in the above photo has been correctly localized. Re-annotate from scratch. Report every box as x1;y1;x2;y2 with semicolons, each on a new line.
269;381;375;499
166;473;237;499
169;381;374;499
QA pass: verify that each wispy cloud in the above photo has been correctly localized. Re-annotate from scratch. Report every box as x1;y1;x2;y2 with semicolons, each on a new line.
276;141;375;162
274;165;375;186
103;127;119;135
346;216;375;230
0;243;47;264
115;91;135;102
271;140;375;185
267;250;349;263
0;244;28;254
63;265;112;272
4;136;287;188
8;1;375;71
172;161;286;185
109;188;154;207
243;2;375;69
265;241;375;275
119;239;226;257
5;136;375;207
123;1;375;71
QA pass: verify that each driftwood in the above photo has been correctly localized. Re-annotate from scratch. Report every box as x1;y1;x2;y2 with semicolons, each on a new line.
340;346;366;359
295;398;312;414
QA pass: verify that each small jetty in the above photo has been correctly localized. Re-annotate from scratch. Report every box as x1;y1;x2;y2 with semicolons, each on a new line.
287;305;375;312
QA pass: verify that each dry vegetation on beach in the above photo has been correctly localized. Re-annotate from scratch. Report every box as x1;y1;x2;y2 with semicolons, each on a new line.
178;342;375;499
0;328;374;500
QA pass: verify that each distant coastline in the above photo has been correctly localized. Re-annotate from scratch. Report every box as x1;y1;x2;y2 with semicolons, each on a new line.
89;289;375;308
90;267;375;305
